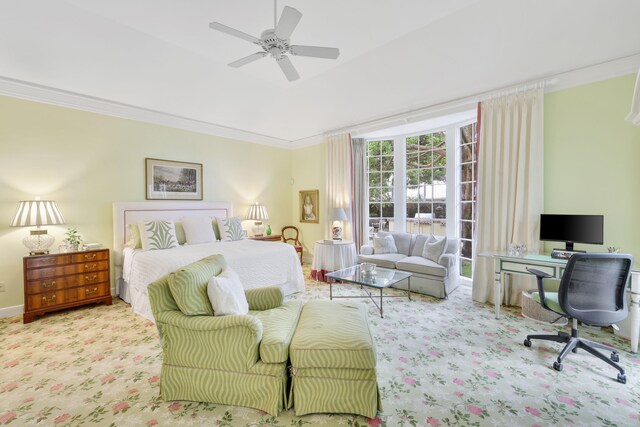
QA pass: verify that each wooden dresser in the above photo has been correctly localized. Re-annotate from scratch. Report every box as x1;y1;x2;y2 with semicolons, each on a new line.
23;249;112;323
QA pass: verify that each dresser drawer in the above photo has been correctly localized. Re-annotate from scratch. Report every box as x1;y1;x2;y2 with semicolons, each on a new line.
25;255;72;269
26;261;109;280
71;251;109;263
74;283;110;300
25;271;109;294
26;290;65;310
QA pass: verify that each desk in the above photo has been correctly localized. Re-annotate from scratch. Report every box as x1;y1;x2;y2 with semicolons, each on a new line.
481;252;640;353
311;240;357;282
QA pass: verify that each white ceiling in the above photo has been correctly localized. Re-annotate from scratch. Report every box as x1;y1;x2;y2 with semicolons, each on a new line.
1;0;639;145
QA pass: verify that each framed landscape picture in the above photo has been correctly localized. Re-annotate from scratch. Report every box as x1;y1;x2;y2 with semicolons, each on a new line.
299;189;319;223
145;158;203;200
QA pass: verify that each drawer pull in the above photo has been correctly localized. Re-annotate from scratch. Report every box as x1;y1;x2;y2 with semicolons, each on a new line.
42;281;56;289
84;263;97;270
85;287;98;295
42;294;56;303
85;275;98;282
84;253;97;260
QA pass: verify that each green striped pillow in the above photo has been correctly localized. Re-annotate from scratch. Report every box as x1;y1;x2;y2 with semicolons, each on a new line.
219;216;246;241
168;254;227;316
139;220;179;250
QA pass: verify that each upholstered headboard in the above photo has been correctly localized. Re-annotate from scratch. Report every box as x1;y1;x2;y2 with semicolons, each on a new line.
112;201;233;278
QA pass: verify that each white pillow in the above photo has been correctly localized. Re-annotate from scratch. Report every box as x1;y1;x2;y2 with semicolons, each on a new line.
138;220;179;250
181;216;216;245
422;235;447;262
373;234;398;254
219;216;246;242
207;268;249;316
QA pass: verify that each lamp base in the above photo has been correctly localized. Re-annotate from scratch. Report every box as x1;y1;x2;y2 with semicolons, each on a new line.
23;229;55;256
252;223;266;237
331;224;343;241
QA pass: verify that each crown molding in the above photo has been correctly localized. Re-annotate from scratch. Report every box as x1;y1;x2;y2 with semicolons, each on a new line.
0;76;293;149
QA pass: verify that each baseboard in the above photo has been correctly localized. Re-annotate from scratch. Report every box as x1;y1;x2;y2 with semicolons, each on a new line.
0;304;23;319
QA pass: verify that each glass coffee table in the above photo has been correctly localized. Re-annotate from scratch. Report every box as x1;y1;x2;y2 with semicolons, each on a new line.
326;265;412;318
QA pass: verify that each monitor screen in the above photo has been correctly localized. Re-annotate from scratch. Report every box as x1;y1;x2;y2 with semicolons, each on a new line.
540;214;604;250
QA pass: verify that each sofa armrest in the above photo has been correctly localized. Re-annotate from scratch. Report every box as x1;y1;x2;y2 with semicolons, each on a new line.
156;310;263;370
245;286;284;311
438;253;457;269
360;245;374;255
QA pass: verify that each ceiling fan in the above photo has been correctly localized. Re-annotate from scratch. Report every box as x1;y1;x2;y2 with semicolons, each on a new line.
209;1;340;81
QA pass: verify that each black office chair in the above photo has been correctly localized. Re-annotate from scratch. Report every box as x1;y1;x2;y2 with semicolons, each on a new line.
524;253;633;384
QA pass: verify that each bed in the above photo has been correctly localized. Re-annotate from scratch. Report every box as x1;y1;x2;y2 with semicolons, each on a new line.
113;201;305;321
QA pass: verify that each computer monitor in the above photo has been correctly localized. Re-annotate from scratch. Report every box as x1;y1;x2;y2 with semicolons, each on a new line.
540;214;604;251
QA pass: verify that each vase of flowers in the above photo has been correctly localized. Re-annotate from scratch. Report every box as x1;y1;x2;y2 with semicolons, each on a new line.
62;227;83;252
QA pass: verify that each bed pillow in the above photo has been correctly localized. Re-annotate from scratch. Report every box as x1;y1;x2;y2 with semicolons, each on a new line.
211;217;222;241
373;234;398;254
174;222;187;245
168;254;227;316
422;235;447;263
126;223;142;249
138;220;179;250
219;216;245;242
207;267;249;316
181;216;216;245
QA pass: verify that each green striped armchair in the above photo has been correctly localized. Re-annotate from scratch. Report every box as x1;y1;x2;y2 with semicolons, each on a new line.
148;271;303;416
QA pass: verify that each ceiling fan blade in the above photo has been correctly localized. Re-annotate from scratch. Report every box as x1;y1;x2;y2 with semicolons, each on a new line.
209;22;260;44
228;52;267;68
290;45;340;59
277;56;300;81
274;6;302;40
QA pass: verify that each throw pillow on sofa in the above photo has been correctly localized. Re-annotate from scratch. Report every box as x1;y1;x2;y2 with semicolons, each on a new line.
422;235;447;262
168;254;227;316
208;267;249;316
373;234;398;254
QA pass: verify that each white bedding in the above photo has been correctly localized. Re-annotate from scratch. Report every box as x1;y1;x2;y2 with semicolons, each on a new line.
121;239;305;322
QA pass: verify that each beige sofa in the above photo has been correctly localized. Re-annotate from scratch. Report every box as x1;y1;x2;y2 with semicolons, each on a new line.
358;231;459;298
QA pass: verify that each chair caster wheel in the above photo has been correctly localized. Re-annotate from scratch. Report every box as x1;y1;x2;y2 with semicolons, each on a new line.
617;373;626;384
523;339;532;347
611;352;620;362
553;361;563;372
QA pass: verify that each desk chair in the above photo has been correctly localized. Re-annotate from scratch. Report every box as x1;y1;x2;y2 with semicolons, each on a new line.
524;253;633;384
281;226;303;264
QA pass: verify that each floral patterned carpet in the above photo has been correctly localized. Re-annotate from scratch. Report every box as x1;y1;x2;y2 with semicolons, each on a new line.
1;268;639;426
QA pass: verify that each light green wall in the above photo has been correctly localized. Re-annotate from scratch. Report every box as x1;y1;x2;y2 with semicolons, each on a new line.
291;143;327;261
0;96;293;309
544;74;640;256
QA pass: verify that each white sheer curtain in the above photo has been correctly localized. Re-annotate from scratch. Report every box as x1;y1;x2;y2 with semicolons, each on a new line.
351;138;368;251
472;88;544;305
326;133;353;240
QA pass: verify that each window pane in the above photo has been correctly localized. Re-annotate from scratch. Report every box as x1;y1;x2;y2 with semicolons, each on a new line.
369;204;380;218
460;258;472;278
434;202;446;219
406;169;420;186
381;204;394;217
461;163;473;182
381;187;394;202
369;172;381;187
460;202;473;220
432;132;446;148
433;167;446;183
419;134;432;148
406;203;418;219
419;204;432;214
380;140;394;155
406;136;418;147
461;239;473;258
460;183;474;201
381;156;394;171
368;141;381;156
461;143;473;163
461;221;473;239
420;184;432;201
381;172;394;186
406;186;419;202
406;152;419;170
461;124;473;145
369;188;381;203
419;151;433;167
368;156;381;171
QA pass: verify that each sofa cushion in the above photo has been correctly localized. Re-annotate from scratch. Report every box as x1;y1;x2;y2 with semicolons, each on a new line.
410;233;433;256
251;300;303;364
358;253;406;269
372;234;397;254
445;237;460;254
290;300;376;370
396;256;446;277
169;254;227;316
423;236;447;262
378;231;413;256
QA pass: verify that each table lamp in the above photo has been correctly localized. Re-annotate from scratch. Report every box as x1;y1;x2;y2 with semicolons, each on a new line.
330;207;348;241
246;203;269;236
11;200;65;255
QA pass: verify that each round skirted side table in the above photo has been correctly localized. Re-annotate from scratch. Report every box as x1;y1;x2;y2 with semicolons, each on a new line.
311;240;357;282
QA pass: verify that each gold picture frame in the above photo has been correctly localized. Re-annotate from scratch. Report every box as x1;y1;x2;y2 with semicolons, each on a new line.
145;158;203;200
299;190;319;224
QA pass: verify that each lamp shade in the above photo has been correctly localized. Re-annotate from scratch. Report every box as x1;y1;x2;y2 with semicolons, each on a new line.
11;200;65;227
329;207;348;221
246;203;269;221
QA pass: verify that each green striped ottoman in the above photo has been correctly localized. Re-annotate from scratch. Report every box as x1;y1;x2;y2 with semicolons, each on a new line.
289;300;382;418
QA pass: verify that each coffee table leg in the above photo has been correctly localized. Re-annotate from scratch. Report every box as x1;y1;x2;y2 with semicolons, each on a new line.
380;289;383;318
408;278;412;301
330;282;333;300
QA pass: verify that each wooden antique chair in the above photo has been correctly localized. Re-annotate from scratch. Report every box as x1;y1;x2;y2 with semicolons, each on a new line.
281;226;303;264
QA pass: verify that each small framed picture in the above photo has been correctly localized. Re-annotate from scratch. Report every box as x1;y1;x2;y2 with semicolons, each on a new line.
299;190;319;223
146;158;203;200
